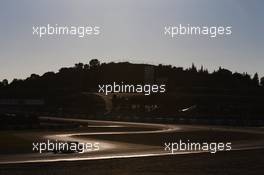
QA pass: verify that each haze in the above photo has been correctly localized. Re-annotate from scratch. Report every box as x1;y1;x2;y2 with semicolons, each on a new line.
0;0;263;81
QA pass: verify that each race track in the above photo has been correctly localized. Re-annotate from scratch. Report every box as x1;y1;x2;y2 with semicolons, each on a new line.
1;117;264;165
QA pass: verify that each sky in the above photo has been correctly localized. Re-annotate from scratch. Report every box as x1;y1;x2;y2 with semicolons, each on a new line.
0;0;263;81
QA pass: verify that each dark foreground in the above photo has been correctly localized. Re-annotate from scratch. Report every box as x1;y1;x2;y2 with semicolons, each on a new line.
1;149;263;175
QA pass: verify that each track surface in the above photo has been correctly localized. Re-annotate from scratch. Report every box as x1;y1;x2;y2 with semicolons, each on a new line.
1;117;264;165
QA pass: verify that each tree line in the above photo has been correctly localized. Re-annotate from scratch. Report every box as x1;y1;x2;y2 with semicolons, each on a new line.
0;59;264;96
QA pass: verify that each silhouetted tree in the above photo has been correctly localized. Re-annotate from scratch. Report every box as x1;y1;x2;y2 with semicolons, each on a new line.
260;77;264;87
89;59;100;68
29;74;40;80
252;73;259;86
190;63;197;73
75;63;84;70
11;78;19;83
2;79;8;86
84;64;90;70
42;72;55;77
199;65;204;72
